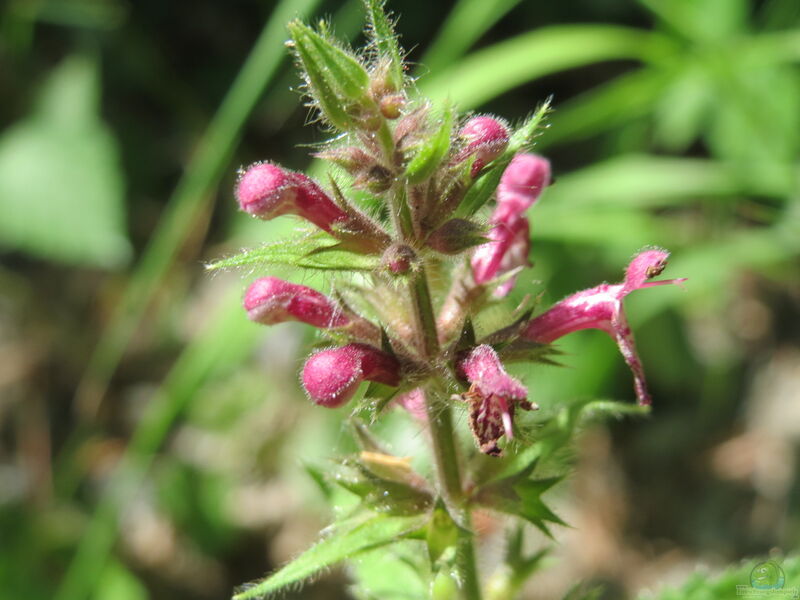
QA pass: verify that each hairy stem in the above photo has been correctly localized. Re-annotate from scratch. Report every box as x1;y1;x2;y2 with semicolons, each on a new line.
410;265;440;358
424;392;482;600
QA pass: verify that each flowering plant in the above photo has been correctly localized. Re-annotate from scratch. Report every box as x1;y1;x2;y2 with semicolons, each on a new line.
210;2;684;598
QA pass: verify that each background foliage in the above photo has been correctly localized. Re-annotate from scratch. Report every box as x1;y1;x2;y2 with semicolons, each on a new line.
1;0;798;598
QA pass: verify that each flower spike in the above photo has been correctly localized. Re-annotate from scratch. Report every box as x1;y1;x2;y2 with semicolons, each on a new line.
522;249;686;405
456;345;536;456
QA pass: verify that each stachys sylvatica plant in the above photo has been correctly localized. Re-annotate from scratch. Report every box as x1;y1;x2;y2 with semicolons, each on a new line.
209;2;685;598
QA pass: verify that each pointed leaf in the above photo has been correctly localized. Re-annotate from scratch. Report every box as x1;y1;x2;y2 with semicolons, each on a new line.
232;514;428;600
206;233;379;272
363;0;404;89
405;104;453;184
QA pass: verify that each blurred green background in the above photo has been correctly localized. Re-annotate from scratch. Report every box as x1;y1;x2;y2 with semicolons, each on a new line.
1;0;799;598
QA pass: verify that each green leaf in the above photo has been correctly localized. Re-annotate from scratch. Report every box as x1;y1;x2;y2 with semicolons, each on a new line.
363;0;404;90
421;25;671;109
426;500;459;564
405;104;453;184
420;0;525;73
232;514;429;600
288;20;370;129
206;233;380;272
331;459;433;516
455;102;551;217
541;68;670;147
0;54;130;268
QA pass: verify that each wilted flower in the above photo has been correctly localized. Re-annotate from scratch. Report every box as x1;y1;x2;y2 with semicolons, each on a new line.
522;249;686;405
456;344;537;456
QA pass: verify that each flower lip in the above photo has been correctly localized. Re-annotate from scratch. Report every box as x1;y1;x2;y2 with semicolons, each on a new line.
493;153;551;222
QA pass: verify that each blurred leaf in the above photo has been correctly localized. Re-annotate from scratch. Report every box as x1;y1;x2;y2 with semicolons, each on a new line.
420;0;524;73
653;64;712;152
640;0;747;42
639;555;800;599
232;513;428;600
478;476;566;537
541;155;788;210
91;562;147;600
0;54;130;268
421;25;670;109
207;232;380;272
350;540;430;600
76;0;323;419
542;68;670;147
562;583;605;600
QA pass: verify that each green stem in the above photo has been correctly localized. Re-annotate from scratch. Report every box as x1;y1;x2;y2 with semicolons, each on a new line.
410;265;440;358
424;393;482;600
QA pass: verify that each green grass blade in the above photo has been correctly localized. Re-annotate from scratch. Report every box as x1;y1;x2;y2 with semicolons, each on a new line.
56;287;262;600
419;0;524;73
76;0;323;416
420;25;671;109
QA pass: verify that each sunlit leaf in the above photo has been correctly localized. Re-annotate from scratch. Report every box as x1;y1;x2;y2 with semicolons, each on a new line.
421;26;671;109
0;55;130;268
207;232;380;272
232;513;428;600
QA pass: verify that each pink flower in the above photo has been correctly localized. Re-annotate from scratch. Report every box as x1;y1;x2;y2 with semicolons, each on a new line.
470;153;550;297
456;345;536;456
395;388;427;421
471;217;529;297
244;277;349;328
302;343;401;408
457;116;510;177
522;249;686;406
236;162;347;233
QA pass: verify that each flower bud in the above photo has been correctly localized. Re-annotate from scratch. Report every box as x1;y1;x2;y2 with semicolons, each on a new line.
236;162;347;233
379;94;405;119
302;343;401;408
494;153;550;222
287;20;372;131
457;116;509;177
244;277;349;328
382;243;417;274
455;345;535;456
